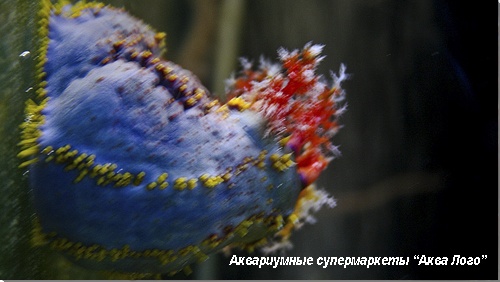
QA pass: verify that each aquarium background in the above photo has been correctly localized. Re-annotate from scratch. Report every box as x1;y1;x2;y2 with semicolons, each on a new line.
0;0;497;279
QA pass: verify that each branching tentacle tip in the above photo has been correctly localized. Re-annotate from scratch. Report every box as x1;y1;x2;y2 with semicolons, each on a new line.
226;43;348;187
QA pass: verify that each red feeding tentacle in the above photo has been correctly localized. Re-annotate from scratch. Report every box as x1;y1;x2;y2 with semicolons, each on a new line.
296;147;329;185
226;43;347;187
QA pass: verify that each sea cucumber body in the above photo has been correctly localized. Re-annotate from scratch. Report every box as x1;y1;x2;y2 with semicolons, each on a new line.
28;4;301;273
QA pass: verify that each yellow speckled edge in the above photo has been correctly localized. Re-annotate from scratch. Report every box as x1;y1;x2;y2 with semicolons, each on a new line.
17;0;51;169
32;212;286;275
277;184;328;240
32;142;294;192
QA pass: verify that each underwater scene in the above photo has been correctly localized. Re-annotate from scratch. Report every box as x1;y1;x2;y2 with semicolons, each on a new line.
0;0;497;280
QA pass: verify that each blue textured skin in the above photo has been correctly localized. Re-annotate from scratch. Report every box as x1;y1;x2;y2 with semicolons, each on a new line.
30;5;301;272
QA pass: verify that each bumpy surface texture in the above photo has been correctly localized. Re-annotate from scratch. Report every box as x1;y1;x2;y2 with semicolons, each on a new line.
19;1;345;275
